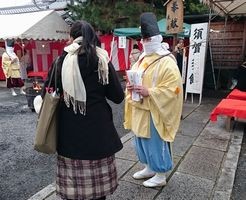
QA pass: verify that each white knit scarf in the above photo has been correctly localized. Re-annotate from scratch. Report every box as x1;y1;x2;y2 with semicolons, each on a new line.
62;36;109;115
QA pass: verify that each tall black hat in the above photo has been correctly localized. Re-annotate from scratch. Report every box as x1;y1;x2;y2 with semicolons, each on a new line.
6;39;15;47
140;12;160;38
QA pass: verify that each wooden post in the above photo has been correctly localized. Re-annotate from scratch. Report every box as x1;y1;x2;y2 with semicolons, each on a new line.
225;117;234;132
173;33;178;54
165;0;184;54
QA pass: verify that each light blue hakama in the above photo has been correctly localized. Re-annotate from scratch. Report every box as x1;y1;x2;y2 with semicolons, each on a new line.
134;117;173;173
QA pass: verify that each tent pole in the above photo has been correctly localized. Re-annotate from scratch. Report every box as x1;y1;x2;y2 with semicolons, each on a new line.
208;41;216;90
216;15;228;89
172;33;178;54
109;36;115;60
21;39;25;57
208;5;217;90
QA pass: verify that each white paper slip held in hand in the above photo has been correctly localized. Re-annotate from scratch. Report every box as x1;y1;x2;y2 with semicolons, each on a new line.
126;70;143;102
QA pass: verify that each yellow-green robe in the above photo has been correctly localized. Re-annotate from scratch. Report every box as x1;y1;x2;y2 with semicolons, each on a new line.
1;52;21;79
124;53;183;142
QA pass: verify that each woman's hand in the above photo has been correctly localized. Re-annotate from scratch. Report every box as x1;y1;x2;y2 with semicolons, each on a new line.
134;85;149;97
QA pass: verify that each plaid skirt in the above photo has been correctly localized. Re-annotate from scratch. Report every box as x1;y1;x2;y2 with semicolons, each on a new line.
56;155;118;200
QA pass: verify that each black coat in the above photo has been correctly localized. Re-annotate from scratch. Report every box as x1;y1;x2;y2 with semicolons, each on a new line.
42;51;124;160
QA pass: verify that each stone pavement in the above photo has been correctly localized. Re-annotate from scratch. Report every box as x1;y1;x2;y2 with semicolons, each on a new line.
28;98;245;200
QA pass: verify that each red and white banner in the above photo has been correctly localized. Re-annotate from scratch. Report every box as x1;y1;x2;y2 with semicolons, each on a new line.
100;34;133;71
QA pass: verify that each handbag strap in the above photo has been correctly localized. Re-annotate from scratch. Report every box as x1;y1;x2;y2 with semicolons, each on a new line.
47;57;59;92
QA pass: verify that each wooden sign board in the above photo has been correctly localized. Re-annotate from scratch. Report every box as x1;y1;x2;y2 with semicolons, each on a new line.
166;0;184;34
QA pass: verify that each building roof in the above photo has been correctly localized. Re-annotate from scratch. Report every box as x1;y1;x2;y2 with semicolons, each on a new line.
0;0;73;26
0;0;70;15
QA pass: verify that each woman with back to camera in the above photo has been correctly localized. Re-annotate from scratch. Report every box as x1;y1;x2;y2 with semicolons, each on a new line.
41;20;124;200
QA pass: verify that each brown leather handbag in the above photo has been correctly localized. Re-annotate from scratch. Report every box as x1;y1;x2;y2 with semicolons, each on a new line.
34;58;60;154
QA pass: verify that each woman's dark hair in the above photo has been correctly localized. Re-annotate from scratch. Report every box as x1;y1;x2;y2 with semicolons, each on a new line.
70;20;99;67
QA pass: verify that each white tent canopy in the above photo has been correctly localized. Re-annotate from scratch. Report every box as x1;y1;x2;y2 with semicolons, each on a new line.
202;0;246;16
0;10;70;40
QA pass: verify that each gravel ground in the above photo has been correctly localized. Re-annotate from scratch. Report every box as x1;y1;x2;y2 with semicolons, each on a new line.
0;104;56;200
0;86;127;200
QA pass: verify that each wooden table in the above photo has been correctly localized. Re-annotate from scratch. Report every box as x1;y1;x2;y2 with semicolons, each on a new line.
210;99;246;131
227;89;246;101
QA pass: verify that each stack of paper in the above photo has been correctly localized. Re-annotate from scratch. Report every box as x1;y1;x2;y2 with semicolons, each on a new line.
126;70;143;101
